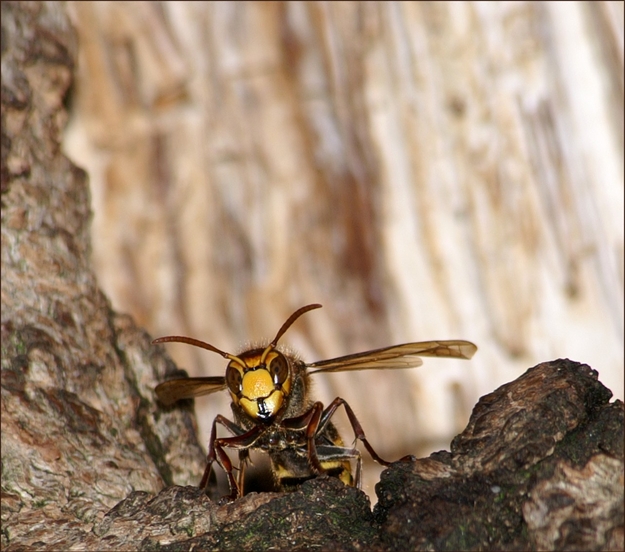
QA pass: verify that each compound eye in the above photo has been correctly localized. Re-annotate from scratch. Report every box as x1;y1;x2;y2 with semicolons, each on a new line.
268;353;289;386
226;364;242;395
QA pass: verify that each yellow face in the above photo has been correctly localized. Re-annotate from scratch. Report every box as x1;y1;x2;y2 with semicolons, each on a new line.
225;349;292;421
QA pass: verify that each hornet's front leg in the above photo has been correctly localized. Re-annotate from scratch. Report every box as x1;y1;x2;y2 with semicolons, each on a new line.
283;402;327;475
201;415;264;501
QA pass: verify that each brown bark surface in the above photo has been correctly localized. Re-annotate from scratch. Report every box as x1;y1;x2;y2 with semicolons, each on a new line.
1;1;205;547
2;2;623;551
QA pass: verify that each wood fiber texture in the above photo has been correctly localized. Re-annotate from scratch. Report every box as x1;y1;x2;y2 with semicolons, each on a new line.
61;2;624;478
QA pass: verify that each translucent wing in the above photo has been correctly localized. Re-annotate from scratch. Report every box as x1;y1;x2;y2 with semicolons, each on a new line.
155;377;227;406
307;340;477;374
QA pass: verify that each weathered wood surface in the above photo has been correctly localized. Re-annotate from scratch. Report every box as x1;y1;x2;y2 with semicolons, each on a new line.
2;2;623;551
61;2;623;483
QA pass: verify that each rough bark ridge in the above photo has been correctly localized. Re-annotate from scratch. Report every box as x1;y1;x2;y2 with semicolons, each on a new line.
1;2;205;548
2;3;623;551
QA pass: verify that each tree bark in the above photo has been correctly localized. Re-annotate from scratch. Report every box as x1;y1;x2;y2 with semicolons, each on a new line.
1;0;204;546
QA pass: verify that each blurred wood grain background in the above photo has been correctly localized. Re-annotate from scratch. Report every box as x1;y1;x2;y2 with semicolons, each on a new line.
62;1;623;495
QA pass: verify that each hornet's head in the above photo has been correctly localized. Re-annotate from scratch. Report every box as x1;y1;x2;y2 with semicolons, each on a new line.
153;304;321;421
225;346;292;421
